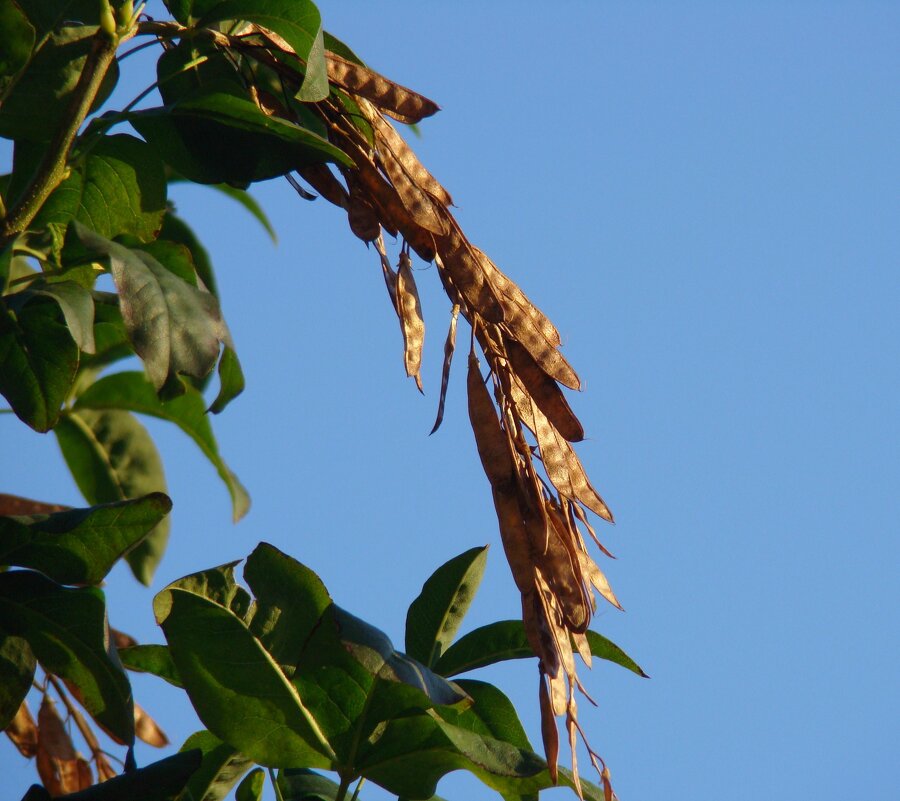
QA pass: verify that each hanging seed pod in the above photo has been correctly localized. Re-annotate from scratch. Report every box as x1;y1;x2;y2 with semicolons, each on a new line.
539;671;559;784
396;252;425;392
430;305;459;434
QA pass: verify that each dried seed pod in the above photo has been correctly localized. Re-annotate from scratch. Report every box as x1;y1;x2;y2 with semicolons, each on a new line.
467;353;516;491
572;630;593;667
566;709;582;800
396;252;425;392
376;145;447;235
435;222;504;323
371;112;453;206
577;548;623;611
492;486;535;595
507;338;584;442
539;672;559;784
430;304;459;434
134;702;168;748
37;696;92;795
5;701;38;757
325;52;440;122
374;234;398;308
345;173;381;242
0;493;69;515
296;164;350;209
475;248;560;346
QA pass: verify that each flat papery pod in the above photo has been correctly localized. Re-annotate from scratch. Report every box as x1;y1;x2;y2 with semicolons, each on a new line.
396;253;425;391
37;696;93;794
5;700;38;757
95;751;117;782
521;591;558;680
467;354;516;491
296;164;349;208
110;629;138;650
539;511;592;634
325;51;440;123
491;486;536;596
577;551;623;611
535;571;577;685
370;110;453;206
572;631;593;668
571;503;616;558
430;304;459;434
376;144;447;235
434;224;504;323
566;713;581;799
507;339;583;442
538;674;559;784
0;494;69;516
134;702;168;748
475;247;560;347
345;173;382;242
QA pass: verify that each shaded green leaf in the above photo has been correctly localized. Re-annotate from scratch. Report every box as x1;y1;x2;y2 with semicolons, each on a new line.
0;494;171;586
158;212;217;296
119;644;182;688
55;409;170;585
208;345;244;414
61;748;203;801
198;0;327;101
167;560;253;620
435;619;649;679
140;239;199;286
0;570;134;744
0;25;118;141
0;295;79;432
29;280;95;353
277;769;340;801
405;545;488;667
438;679;532;751
15;0;101;40
0;0;36;93
322;32;365;66
129;92;352;186
176;730;253;801
0;634;35;729
72;225;235;394
74;371;250;522
153;583;336;769
235;767;264;801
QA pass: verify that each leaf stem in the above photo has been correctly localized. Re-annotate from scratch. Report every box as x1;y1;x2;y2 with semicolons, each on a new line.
335;774;353;801
348;777;366;801
0;29;132;249
268;767;285;801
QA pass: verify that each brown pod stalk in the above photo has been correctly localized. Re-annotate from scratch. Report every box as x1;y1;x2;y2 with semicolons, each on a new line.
325;52;440;122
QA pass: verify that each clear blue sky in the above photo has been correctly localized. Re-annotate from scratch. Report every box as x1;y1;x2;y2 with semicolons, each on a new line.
3;3;898;800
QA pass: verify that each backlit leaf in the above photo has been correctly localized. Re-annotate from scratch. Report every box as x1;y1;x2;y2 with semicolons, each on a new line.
405;545;488;667
74;371;250;522
29;280;95;353
277;768;340;801
235;767;265;801
118;644;182;688
0;1;35;93
176;730;253;801
0;634;35;730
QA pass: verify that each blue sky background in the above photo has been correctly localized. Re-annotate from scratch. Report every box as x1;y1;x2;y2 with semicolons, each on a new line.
3;2;898;800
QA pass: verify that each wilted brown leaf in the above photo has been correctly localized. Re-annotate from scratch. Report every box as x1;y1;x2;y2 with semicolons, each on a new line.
325;52;440;123
5;701;38;757
0;494;69;516
134;703;168;748
396;252;425;392
37;696;93;795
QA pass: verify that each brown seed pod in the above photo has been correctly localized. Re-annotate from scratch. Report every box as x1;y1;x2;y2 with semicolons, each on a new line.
345;172;381;242
37;696;92;795
430;305;460;434
467;353;516;491
376;144;447;235
539;672;560;785
325;52;440;122
5;701;38;757
396;252;425;392
435;221;504;323
296;164;350;209
134;702;168;748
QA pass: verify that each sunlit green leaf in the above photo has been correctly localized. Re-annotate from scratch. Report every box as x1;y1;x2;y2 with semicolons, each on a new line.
208;345;244;414
435;619;649;679
0;494;171;586
176;730;253;801
0;634;35;729
119;644;182;688
74;371;249;522
437;679;532;751
405;545;488;667
0;570;134;744
0;295;79;432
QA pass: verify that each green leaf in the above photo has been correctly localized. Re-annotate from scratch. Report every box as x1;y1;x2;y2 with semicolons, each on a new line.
55;409;170;585
0;633;35;729
198;0;327;102
0;570;134;744
243;542;332;667
434;619;649;679
15;0;102;40
405;545;488;667
74;371;250;522
0;0;36;94
72;225;235;393
235;767;265;801
158;212;218;296
322;32;365;66
0;25;118;141
57;749;203;801
119;644;183;688
175;730;253;801
0;295;79;432
0;494;171;586
129;92;352;186
208;345;244;414
277;769;340;801
153;582;336;769
34;134;166;250
438;679;532;751
29;280;95;353
167;560;254;620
